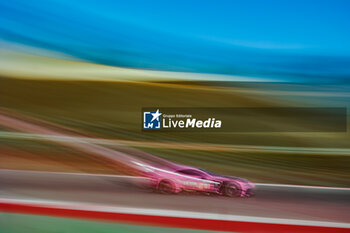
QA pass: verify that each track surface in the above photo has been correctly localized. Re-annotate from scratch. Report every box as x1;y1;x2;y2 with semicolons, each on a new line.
1;169;349;224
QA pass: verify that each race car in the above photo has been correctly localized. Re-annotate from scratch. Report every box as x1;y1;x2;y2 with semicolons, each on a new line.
133;161;255;197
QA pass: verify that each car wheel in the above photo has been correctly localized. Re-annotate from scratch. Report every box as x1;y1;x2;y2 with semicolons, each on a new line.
224;182;242;197
158;180;174;194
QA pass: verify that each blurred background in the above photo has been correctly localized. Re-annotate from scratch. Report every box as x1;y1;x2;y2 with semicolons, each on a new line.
0;0;350;188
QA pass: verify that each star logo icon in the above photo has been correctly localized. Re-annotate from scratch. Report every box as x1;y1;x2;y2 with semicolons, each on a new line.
151;109;162;122
143;109;162;129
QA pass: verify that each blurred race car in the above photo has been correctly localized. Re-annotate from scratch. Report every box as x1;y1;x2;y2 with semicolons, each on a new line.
133;161;255;197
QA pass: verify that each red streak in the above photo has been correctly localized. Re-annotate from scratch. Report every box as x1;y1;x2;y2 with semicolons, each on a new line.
0;201;348;233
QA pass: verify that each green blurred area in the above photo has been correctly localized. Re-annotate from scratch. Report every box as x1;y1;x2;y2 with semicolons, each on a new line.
1;78;349;147
0;78;349;186
0;213;224;233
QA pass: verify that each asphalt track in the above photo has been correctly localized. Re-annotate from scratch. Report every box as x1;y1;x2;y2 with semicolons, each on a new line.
1;169;349;224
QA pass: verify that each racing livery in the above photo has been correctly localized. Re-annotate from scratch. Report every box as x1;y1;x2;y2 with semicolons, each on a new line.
133;161;255;197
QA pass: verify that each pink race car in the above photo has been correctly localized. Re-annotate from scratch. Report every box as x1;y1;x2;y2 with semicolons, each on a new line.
133;161;255;197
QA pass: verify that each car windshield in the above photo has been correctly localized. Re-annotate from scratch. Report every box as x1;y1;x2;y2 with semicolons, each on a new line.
176;169;205;177
198;168;218;176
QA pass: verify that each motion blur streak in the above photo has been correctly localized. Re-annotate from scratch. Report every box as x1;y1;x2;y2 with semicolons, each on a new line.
0;109;171;176
1;169;349;223
0;50;279;82
1;1;350;232
1;198;349;233
2;131;350;155
1;0;350;82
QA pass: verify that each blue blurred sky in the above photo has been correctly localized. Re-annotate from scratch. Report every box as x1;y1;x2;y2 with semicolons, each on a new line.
1;0;350;81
